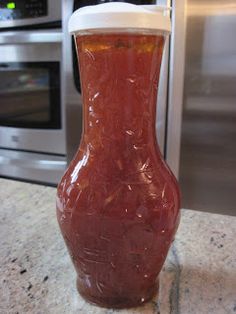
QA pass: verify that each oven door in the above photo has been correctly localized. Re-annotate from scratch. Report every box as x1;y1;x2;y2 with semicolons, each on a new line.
0;62;61;129
0;30;66;155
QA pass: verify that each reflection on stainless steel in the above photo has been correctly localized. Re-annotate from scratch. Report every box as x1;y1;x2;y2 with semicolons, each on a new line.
0;30;62;44
187;2;236;16
0;149;66;184
179;0;236;215
0;154;66;169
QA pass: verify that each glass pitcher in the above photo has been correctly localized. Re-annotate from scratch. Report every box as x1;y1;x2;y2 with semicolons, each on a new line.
57;3;180;309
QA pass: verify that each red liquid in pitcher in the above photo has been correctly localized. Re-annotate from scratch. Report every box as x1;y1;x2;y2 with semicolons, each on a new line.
57;34;180;308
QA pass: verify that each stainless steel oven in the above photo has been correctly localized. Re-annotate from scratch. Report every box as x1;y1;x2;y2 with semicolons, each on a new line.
0;30;65;154
0;0;68;185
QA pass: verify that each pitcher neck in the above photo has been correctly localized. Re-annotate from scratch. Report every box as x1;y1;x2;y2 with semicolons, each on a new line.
76;33;165;150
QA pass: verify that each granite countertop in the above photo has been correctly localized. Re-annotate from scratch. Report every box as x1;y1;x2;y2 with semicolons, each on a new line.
0;178;236;314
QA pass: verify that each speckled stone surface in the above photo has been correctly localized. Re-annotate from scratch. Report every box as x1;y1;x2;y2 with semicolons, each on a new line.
0;178;236;314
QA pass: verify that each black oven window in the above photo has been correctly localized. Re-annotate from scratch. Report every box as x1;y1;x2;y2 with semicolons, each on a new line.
0;62;61;129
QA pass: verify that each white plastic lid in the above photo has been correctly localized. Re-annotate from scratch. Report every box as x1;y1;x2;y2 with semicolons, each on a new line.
68;3;171;35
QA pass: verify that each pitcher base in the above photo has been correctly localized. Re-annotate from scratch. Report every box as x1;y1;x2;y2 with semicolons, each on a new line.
76;278;159;309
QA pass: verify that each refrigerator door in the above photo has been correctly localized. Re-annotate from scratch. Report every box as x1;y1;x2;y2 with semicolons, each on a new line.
179;0;236;215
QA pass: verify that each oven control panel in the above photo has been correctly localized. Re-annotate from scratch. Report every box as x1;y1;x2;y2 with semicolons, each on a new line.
0;0;47;21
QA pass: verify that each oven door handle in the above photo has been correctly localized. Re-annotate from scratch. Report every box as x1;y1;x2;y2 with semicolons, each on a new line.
0;30;62;44
0;153;66;170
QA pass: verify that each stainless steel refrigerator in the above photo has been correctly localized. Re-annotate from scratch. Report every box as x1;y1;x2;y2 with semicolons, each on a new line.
179;0;236;215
